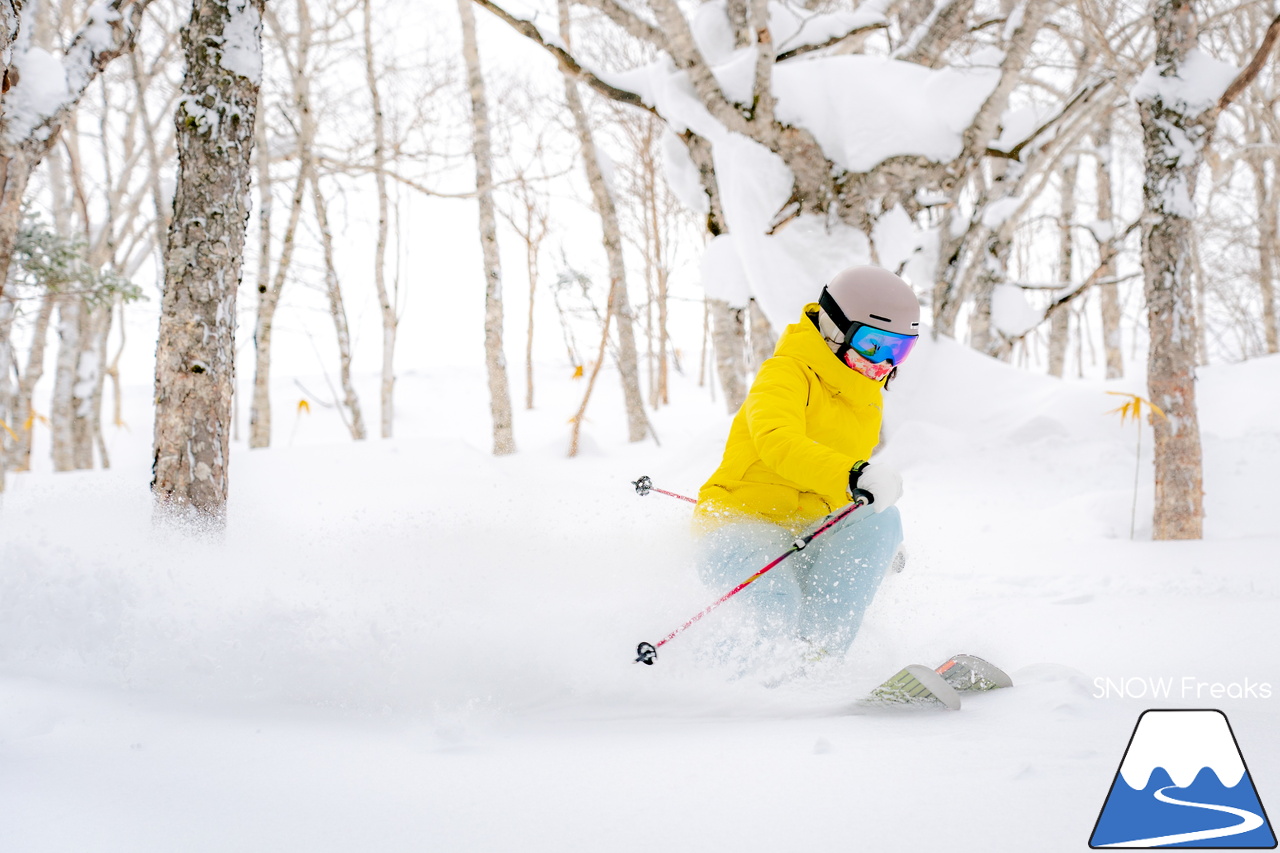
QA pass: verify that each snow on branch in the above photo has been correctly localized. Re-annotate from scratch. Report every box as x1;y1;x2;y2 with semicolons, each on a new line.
2;0;153;147
775;19;888;62
773;0;890;63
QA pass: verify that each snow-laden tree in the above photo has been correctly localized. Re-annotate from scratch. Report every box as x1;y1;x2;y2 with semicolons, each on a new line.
0;0;150;308
152;0;264;520
473;0;1117;406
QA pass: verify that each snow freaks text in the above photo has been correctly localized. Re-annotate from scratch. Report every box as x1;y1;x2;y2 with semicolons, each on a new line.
1092;677;1274;701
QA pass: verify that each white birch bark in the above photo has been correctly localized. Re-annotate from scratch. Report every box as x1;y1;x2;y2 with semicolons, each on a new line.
152;0;264;520
8;291;53;472
310;171;367;442
0;293;14;489
71;303;110;470
362;0;396;438
50;297;81;472
1247;145;1278;354
1048;156;1078;378
558;0;647;443
458;0;515;455
249;0;312;449
1094;116;1125;379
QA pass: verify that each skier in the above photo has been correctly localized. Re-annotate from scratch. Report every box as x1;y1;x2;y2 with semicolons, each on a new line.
694;265;920;663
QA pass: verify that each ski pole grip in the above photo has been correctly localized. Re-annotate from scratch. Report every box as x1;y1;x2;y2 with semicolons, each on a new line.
852;489;874;507
633;475;652;497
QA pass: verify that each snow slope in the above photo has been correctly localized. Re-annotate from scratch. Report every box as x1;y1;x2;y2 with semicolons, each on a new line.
1;342;1278;852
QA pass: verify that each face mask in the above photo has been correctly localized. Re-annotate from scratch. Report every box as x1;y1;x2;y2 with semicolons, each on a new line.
842;347;897;381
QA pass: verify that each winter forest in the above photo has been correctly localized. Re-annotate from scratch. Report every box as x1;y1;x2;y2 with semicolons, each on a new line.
2;0;1279;850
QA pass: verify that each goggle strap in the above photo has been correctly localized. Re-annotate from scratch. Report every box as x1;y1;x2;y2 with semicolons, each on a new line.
818;286;852;337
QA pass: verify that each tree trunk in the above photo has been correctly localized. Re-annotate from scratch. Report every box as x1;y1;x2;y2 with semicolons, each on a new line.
968;232;1014;360
50;298;81;472
9;291;54;472
363;0;395;438
1136;0;1205;541
1094;117;1124;378
748;298;776;371
709;298;748;412
1;0;18;96
152;0;264;521
73;302;111;469
1248;150;1278;354
310;172;366;441
558;0;647;443
458;0;515;455
248;104;277;448
87;302;113;469
250;0;313;449
1048;156;1078;378
0;293;14;490
521;198;542;410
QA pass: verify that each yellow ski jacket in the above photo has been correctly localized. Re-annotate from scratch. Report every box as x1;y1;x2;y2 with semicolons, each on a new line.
696;304;884;531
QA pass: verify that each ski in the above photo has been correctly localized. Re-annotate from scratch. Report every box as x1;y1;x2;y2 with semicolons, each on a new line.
863;664;963;711
934;653;1012;692
861;655;1011;711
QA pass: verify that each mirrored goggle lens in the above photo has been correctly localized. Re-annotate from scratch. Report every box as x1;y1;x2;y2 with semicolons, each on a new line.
846;326;917;364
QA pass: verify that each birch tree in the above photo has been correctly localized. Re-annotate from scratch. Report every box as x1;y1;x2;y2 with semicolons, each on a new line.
152;0;264;520
557;0;646;443
0;0;150;309
310;169;366;441
458;0;514;455
1135;0;1279;540
472;0;1089;376
362;0;396;438
1093;114;1125;379
1047;156;1078;378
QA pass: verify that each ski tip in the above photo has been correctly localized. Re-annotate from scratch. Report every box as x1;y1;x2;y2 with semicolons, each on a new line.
865;664;962;711
635;641;657;665
935;654;1013;691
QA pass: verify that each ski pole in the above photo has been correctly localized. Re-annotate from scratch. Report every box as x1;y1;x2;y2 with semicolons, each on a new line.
632;475;696;504
634;496;871;665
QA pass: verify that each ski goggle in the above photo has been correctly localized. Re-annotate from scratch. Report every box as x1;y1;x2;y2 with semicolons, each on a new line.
819;285;918;367
843;323;918;365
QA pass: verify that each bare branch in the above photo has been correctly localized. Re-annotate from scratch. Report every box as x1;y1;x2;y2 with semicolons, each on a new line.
470;0;657;114
986;75;1115;160
573;0;663;47
776;20;889;62
1006;218;1141;344
1215;13;1280;115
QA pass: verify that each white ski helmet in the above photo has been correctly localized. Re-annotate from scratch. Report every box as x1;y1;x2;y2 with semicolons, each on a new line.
821;266;921;337
816;266;921;378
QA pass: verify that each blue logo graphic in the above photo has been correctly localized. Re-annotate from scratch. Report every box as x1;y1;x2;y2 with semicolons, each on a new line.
1090;709;1276;848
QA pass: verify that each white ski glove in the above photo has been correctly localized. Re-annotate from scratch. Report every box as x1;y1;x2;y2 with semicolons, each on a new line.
847;461;902;512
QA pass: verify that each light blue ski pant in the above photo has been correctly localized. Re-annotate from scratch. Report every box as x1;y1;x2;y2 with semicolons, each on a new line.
695;506;902;657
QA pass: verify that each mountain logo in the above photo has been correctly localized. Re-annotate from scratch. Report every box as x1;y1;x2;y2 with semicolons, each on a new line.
1090;709;1276;848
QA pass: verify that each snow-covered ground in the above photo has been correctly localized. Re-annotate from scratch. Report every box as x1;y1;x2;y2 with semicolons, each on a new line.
2;336;1277;852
